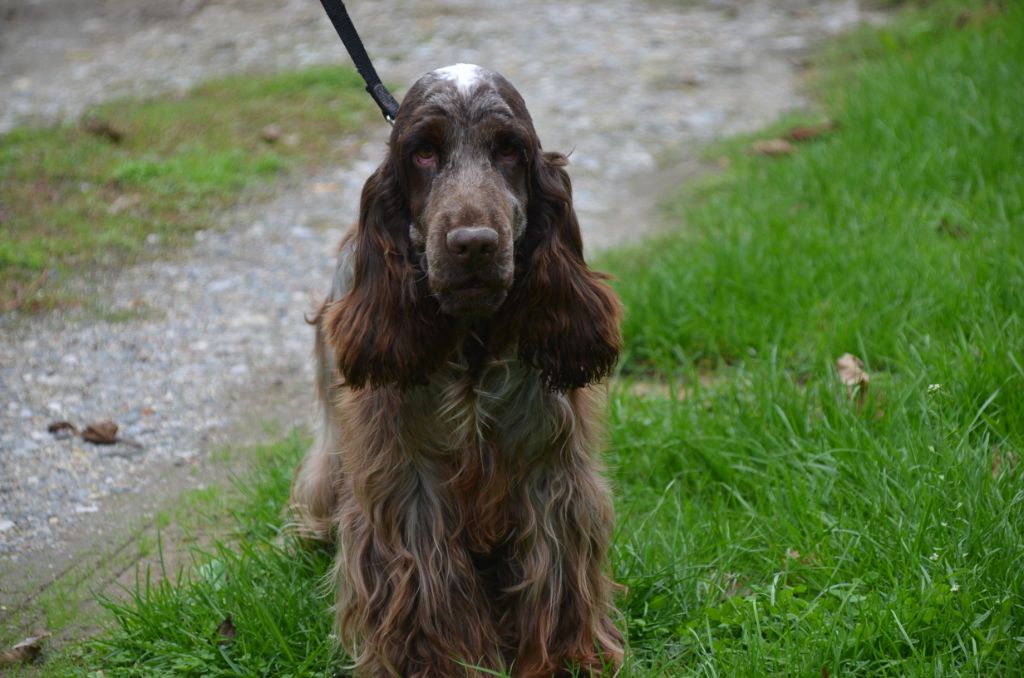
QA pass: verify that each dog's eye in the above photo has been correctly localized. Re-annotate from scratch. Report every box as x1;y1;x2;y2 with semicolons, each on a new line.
414;146;438;167
496;144;519;165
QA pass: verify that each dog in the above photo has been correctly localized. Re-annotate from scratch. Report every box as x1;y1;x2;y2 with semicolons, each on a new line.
290;63;624;677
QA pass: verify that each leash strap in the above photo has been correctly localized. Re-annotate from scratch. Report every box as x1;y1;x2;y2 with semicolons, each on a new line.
318;0;400;123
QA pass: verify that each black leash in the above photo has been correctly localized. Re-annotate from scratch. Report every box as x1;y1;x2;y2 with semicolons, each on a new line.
318;0;400;124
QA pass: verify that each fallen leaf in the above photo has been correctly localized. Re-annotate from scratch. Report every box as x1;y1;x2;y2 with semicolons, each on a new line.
82;420;119;445
749;138;794;157
783;120;838;142
785;548;801;560
992;449;1019;479
722;573;752;599
260;123;283;143
312;181;341;194
47;420;78;439
1;267;50;313
936;218;969;239
956;2;1003;29
836;353;870;409
216;615;237;640
0;632;50;669
108;193;142;215
82;116;125;144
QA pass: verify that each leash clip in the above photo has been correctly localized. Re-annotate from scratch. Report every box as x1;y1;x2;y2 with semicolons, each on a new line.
321;0;400;127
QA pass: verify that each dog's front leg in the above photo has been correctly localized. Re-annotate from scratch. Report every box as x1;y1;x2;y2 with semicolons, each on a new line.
334;391;503;677
505;458;624;677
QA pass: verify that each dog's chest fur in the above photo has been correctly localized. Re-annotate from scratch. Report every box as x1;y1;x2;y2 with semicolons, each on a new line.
405;355;573;459
397;353;577;551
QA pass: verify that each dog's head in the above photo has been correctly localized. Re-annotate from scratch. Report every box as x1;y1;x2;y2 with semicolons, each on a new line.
396;64;529;317
325;64;622;390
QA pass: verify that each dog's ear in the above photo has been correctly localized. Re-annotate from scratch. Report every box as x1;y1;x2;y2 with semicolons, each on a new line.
323;161;452;389
501;151;623;391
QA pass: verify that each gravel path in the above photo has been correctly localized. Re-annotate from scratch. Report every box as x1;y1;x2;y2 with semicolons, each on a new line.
1;0;877;597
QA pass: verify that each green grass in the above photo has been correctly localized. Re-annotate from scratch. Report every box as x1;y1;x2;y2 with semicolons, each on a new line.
0;67;374;311
31;1;1024;675
83;435;343;678
602;2;1024;673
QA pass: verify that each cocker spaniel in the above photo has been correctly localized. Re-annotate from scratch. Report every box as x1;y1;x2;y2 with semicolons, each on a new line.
291;63;624;677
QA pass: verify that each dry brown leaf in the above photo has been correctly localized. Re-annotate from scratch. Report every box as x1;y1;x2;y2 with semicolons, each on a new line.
722;573;752;599
991;449;1019;479
749;138;794;157
312;182;341;194
259;123;283;143
1;267;50;313
836;353;870;409
216;615;237;640
82;420;119;445
108;193;142;216
936;218;969;239
0;632;50;669
957;3;1003;29
783;120;838;143
47;420;78;439
82;116;125;144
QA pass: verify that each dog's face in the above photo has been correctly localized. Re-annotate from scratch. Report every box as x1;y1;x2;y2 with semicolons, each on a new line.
393;64;533;317
327;64;621;390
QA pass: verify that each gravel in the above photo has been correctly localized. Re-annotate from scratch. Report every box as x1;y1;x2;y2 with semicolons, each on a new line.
1;0;878;560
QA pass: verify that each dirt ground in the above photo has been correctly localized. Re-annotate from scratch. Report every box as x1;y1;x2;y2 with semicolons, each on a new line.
0;0;881;655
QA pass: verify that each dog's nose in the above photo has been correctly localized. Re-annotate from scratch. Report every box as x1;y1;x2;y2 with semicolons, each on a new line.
446;227;499;264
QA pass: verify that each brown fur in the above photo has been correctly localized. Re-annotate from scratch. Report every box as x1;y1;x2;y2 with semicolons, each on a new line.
290;65;624;677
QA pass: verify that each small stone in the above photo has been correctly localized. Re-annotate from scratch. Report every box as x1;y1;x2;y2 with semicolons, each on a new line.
208;278;234;293
0;519;15;532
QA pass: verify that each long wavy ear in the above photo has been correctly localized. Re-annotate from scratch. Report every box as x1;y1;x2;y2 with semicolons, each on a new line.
322;160;453;389
500;151;623;391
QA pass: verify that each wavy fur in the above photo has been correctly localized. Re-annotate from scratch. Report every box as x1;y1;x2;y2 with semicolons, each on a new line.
290;65;623;677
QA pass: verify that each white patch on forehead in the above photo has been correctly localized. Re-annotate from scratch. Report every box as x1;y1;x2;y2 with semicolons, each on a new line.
433;63;486;96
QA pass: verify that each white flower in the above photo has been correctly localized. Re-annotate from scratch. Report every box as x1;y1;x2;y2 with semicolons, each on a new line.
928;383;942;393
